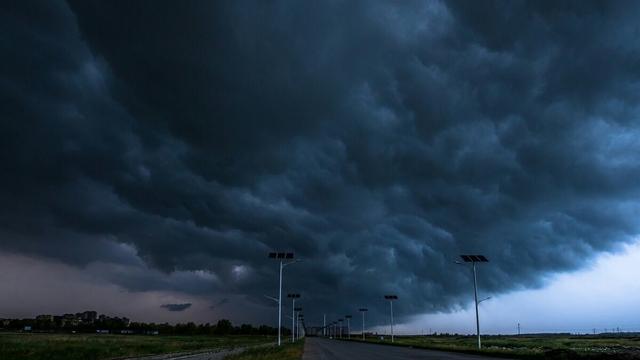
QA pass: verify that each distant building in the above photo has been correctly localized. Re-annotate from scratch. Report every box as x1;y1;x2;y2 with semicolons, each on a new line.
59;314;80;327
24;326;32;332
81;311;97;322
96;329;110;334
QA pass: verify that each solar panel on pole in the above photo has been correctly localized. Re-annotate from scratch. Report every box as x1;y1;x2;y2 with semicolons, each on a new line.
457;254;489;349
268;251;297;346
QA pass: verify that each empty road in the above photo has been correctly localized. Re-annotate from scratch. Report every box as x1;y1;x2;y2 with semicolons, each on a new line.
303;338;511;360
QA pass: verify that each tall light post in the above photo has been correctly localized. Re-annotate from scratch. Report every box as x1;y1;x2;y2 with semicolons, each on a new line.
359;308;368;340
287;294;300;343
384;295;398;342
294;307;302;340
268;252;298;346
322;314;327;337
298;314;304;339
345;315;352;339
338;319;343;339
323;314;326;337
457;254;489;349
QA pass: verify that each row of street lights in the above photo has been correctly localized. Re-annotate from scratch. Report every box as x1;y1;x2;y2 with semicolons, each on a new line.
321;296;391;342
269;252;489;349
268;252;302;346
287;293;301;343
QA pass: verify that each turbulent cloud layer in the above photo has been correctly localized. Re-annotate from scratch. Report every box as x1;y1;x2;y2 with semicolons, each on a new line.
3;0;640;325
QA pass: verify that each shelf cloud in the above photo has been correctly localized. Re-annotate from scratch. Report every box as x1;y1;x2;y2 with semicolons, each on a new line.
2;0;640;324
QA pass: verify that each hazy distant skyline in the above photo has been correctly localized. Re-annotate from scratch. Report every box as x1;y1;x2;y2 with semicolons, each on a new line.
3;0;640;331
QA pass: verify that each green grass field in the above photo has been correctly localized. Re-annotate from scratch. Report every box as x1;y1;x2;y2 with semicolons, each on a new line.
0;333;273;360
358;334;640;359
224;340;304;360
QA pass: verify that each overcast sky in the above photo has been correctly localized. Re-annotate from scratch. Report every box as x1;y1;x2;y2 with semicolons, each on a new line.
2;0;640;332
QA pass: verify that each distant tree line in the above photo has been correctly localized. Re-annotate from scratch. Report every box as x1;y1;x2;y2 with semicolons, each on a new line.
126;320;287;336
0;316;286;336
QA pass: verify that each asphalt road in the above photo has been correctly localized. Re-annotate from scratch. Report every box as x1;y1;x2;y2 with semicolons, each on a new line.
303;338;511;360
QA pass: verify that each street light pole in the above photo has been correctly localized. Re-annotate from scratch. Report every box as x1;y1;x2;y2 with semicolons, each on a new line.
390;301;394;342
287;294;300;343
294;307;302;340
458;255;489;350
359;308;368;340
278;260;283;345
298;314;304;339
268;252;297;346
384;295;398;342
345;315;352;339
323;314;326;337
472;262;480;349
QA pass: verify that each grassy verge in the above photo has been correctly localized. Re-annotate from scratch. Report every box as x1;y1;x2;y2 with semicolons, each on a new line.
0;333;273;360
348;335;640;359
224;340;304;360
346;337;530;359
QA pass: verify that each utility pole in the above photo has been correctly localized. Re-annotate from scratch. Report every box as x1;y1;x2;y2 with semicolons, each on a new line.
517;323;520;336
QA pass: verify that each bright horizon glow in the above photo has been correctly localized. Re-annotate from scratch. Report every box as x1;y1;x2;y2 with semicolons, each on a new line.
376;239;640;335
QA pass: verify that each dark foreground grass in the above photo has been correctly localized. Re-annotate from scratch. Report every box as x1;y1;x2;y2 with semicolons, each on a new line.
224;340;304;360
355;334;640;359
0;333;272;360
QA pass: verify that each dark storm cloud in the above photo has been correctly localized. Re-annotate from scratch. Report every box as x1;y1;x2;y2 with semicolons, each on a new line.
210;298;229;310
161;303;192;312
3;0;640;325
